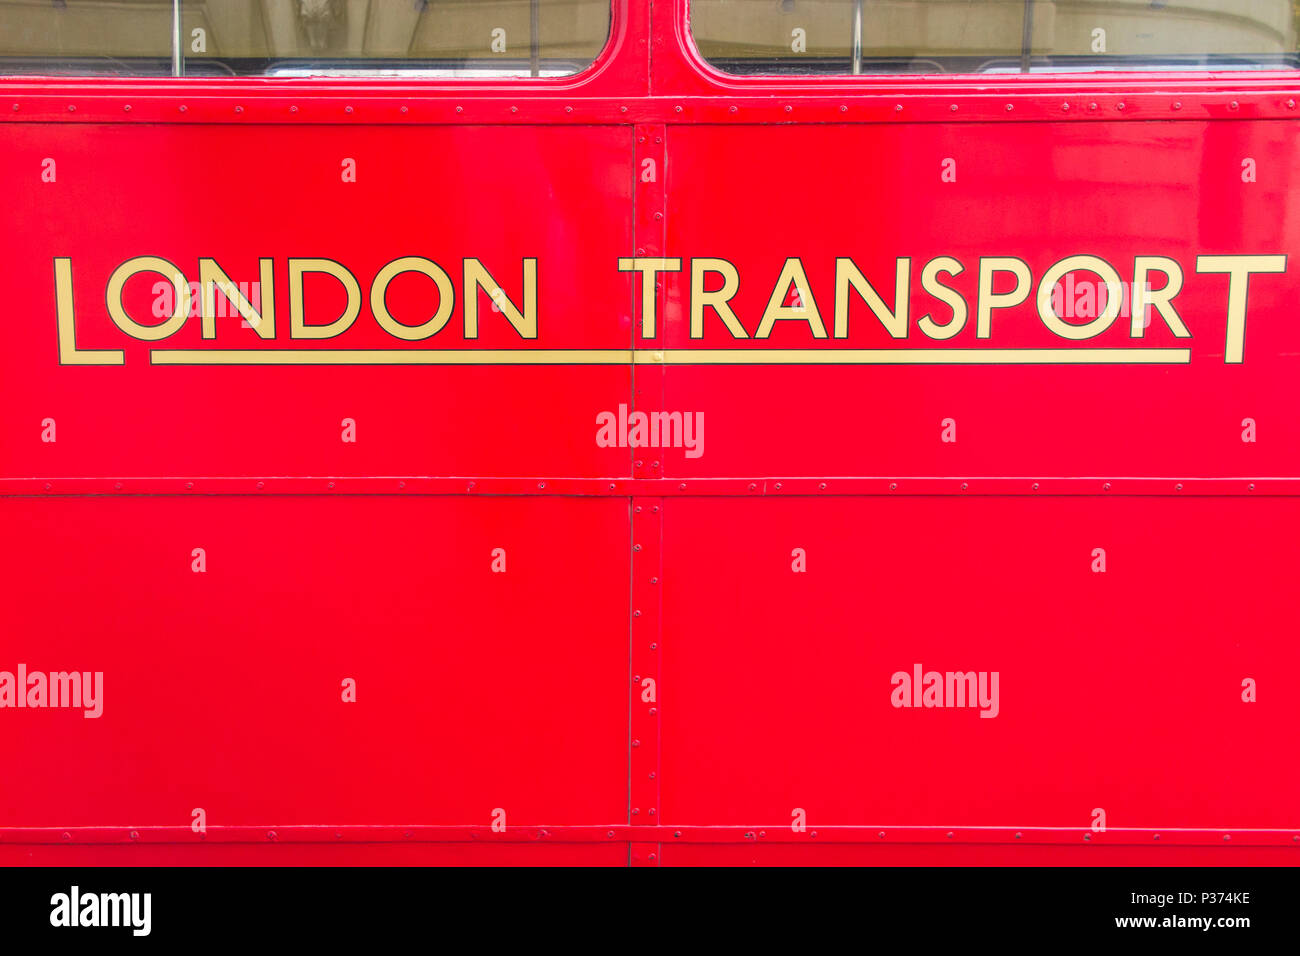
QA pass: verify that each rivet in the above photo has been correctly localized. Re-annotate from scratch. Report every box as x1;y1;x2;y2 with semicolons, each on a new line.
468;481;476;490
878;831;885;839
1229;101;1239;111
649;642;657;649
653;211;663;220
1015;832;1022;839
1176;483;1183;491
1172;101;1182;111
62;832;71;841
327;481;335;490
839;105;847;112
67;104;75;112
290;105;298;113
538;481;546;489
947;831;954;838
1224;834;1231;840
811;831;818;838
648;852;656;860
674;831;681;838
619;106;627;113
607;830;615;838
632;740;640;748
186;481;193;490
1103;482;1111;491
267;831;277;840
44;483;51;491
114;482;121;491
649;809;656;816
1032;482;1039;491
400;106;409;114
123;104;131;112
345;105;353;114
1117;102;1126;111
784;105;792;113
638;136;646;143
648;707;657;715
650;576;658;584
748;483;756;491
511;106;518;113
1084;833;1092;841
890;482;897;491
609;482;616;490
1249;483;1256;491
651;461;659;469
1154;833;1160;840
405;831;413;839
654;136;661;143
674;105;683;113
1061;102;1069;112
234;105;243;113
894;104;902;112
632;675;641;683
1005;103;1013;112
256;481;264;490
819;482;826;490
398;481;406;489
10;104;17;111
960;482;968;491
179;104;187;112
729;105;737;113
949;104;958;112
678;483;685;490
1088;102;1098;111
130;830;139;840
634;544;642;552
774;482;782;490
633;610;641;617
1288;99;1297;110
564;106;573;113
635;506;642;513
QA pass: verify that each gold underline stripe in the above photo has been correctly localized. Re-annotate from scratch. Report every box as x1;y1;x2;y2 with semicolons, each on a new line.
148;348;1192;366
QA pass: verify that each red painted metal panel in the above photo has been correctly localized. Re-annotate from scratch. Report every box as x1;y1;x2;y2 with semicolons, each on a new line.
0;123;634;480
659;496;1300;834
0;843;628;867
660;121;1297;480
660;844;1300;867
0;496;628;831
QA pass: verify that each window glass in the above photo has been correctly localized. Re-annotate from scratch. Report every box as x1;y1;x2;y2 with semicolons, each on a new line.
691;0;1300;75
0;0;611;76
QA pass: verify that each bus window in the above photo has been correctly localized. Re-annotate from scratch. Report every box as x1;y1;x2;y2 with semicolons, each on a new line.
690;0;1300;75
0;0;612;77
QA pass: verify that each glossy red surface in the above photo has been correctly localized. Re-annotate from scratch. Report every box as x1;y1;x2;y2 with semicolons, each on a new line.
1;1;1297;865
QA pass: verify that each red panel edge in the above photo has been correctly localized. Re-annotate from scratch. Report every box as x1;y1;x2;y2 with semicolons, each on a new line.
0;477;1294;496
1;825;1296;846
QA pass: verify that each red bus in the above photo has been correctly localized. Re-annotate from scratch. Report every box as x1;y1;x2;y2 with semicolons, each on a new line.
1;0;1298;867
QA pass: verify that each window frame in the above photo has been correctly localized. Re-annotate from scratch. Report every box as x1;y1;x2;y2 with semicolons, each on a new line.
679;0;1300;86
0;0;622;84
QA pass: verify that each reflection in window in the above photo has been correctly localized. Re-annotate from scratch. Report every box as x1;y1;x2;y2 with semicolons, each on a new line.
690;0;1300;75
0;0;611;76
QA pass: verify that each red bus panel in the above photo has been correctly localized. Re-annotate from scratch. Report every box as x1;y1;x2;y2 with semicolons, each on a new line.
1;1;1297;865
